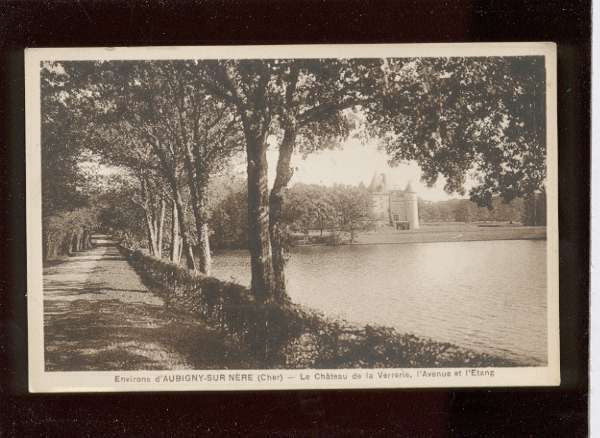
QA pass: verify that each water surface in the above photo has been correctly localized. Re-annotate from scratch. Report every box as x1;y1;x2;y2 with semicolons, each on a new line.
212;240;547;364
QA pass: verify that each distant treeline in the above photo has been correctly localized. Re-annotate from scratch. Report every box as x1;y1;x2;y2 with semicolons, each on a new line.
419;194;546;225
210;182;372;249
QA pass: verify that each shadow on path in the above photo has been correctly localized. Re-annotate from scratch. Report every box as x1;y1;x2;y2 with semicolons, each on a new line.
44;235;247;371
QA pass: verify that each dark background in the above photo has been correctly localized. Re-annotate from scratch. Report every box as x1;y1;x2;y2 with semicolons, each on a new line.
0;0;590;436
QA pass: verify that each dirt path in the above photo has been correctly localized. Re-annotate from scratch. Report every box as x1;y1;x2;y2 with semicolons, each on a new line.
44;235;242;371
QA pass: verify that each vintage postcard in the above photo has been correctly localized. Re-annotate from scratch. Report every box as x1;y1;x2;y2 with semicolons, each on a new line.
25;43;559;392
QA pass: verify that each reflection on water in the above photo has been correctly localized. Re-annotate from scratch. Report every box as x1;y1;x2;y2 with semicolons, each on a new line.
212;240;547;364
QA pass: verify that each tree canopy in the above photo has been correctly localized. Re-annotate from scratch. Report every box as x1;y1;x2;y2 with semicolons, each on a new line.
365;56;546;207
41;56;547;302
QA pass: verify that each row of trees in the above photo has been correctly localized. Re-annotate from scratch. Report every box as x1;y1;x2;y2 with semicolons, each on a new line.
211;182;372;248
42;56;547;305
419;195;545;224
42;62;98;260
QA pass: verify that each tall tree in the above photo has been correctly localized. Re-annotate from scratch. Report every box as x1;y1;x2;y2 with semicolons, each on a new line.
330;184;371;242
199;59;382;302
265;60;370;295
154;62;243;274
270;57;546;294
199;60;279;302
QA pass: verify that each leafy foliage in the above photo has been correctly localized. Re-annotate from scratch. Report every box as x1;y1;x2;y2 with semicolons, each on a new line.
365;57;546;207
41;63;90;216
210;182;373;249
209;178;249;250
419;197;526;224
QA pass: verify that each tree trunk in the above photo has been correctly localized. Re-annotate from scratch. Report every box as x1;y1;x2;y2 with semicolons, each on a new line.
173;190;198;271
145;210;157;255
183;151;212;275
157;198;166;258
246;133;275;304
75;230;81;252
267;68;301;305
69;230;78;255
195;186;212;276
147;139;196;270
170;201;180;263
177;237;183;264
81;229;89;250
46;232;56;259
140;175;159;256
268;122;296;302
62;232;71;256
196;222;211;275
79;230;85;251
181;164;211;275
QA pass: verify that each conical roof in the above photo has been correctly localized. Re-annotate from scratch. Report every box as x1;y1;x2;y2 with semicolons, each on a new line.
368;172;387;192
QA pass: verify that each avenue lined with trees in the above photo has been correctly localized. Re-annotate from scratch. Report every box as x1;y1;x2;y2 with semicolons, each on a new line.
42;56;547;310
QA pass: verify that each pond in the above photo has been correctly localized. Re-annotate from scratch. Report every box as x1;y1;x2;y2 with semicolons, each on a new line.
211;240;547;365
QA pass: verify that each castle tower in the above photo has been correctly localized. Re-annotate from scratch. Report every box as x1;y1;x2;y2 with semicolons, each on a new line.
404;181;419;229
368;172;389;221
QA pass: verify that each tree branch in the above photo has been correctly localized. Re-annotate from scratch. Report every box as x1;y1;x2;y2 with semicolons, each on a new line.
297;96;368;126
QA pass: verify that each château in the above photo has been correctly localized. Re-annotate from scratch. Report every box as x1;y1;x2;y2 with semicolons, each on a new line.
368;173;419;230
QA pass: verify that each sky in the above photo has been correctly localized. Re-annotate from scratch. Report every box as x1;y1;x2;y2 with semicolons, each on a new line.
83;137;469;202
265;138;469;202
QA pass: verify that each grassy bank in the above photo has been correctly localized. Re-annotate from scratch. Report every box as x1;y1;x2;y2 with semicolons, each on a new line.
338;224;545;246
120;246;529;368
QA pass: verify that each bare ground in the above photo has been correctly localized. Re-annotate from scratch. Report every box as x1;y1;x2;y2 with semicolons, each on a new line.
43;235;248;371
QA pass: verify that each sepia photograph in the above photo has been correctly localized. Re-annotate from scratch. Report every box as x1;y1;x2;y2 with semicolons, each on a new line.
25;44;559;391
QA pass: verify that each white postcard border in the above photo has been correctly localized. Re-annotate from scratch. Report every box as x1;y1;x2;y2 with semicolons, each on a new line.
25;42;560;392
